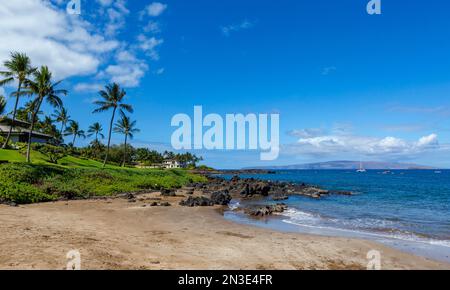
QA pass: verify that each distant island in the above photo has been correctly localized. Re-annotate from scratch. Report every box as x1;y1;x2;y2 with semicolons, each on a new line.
245;161;439;170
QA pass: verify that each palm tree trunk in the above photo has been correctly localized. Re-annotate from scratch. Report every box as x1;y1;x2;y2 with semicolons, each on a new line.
95;132;98;143
103;107;116;168
72;134;76;147
122;134;128;167
2;81;22;149
60;122;64;135
26;97;43;163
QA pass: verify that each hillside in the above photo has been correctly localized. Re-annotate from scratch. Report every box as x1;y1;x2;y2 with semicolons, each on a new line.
0;149;206;204
0;149;116;169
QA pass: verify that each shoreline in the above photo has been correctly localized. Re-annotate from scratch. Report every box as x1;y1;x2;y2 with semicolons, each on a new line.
224;207;450;264
0;191;448;270
211;171;450;264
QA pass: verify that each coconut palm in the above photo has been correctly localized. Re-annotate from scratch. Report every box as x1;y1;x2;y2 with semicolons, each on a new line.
16;100;43;123
163;151;176;160
93;83;133;168
87;122;104;142
23;66;67;162
52;107;71;135
0;96;6;117
0;52;36;148
39;116;56;135
0;95;6;115
64;121;85;147
113;112;139;167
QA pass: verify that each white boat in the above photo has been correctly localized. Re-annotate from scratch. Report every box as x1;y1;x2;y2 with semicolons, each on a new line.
356;161;366;173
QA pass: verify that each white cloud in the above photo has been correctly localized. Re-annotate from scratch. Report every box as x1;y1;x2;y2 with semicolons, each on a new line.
0;0;118;79
105;0;129;36
143;2;168;17
287;128;324;139
74;83;104;92
2;0;165;91
286;131;441;158
104;63;148;88
417;134;438;147
143;21;161;33
155;68;165;75
137;35;164;60
94;49;148;88
221;20;256;36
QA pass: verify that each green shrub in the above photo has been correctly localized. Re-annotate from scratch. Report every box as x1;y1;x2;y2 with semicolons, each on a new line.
0;181;56;204
34;144;67;164
0;163;208;204
12;142;27;151
0;163;43;183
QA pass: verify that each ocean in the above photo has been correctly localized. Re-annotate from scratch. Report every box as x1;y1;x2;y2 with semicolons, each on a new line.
220;170;450;263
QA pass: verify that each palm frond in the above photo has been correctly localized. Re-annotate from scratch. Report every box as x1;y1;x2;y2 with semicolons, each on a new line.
120;103;134;113
47;94;63;108
0;77;14;86
0;96;6;115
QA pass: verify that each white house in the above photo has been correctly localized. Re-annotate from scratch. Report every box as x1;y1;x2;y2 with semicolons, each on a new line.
163;160;181;169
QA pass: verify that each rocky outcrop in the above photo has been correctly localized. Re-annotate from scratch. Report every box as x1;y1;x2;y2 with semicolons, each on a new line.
244;203;288;217
300;187;330;199
330;190;353;196
272;195;289;201
189;174;354;201
179;196;214;207
210;190;232;206
240;182;271;197
160;189;176;197
150;202;171;207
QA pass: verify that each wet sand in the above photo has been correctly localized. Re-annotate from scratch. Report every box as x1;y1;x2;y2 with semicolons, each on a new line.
0;192;448;270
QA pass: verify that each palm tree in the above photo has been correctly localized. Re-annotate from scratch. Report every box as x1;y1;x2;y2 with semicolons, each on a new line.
87;122;104;142
16;100;43;123
163;151;176;160
93;83;133;168
52;107;71;135
40;116;55;135
64;121;85;147
24;66;67;162
114;112;139;167
0;52;36;148
0;95;6;116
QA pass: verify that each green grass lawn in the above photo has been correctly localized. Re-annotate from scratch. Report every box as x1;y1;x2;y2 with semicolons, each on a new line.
0;149;24;162
0;148;121;169
0;149;207;204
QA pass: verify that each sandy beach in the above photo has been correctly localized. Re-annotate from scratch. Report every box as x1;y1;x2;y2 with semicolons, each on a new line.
0;192;448;270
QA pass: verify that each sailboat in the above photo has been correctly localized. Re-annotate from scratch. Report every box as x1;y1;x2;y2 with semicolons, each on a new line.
356;161;367;173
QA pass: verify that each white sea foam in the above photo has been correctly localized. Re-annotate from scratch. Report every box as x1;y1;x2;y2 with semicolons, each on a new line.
228;200;241;210
280;208;450;248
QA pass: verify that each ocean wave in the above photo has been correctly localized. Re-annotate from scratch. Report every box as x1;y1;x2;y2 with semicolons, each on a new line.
280;208;450;248
228;200;241;210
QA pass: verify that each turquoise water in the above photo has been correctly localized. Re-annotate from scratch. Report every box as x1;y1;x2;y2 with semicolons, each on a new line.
221;170;450;263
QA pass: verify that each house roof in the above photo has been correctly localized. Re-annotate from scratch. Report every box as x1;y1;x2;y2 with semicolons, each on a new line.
0;116;54;139
0;116;32;128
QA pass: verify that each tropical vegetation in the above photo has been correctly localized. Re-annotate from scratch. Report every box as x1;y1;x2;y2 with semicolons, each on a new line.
0;52;36;149
0;52;206;205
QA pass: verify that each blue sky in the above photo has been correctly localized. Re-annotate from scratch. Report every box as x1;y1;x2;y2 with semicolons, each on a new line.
1;0;450;168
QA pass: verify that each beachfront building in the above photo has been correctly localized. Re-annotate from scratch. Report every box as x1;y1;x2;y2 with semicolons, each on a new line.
163;160;181;169
0;116;53;144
